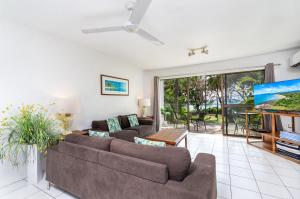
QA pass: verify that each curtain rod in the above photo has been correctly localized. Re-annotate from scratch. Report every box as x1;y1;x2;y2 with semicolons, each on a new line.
159;63;281;80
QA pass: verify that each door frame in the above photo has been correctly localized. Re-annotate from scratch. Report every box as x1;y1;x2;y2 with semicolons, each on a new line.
221;69;265;136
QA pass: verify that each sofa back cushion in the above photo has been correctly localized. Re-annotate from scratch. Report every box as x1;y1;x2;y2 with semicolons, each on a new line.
65;134;113;151
118;114;138;129
91;120;109;131
110;139;191;181
58;141;99;163
98;150;168;184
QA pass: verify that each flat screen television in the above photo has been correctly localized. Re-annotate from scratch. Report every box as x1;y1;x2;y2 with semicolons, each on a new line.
254;78;300;112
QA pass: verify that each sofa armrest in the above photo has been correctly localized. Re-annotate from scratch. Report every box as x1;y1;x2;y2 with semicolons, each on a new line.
138;118;154;125
165;153;217;199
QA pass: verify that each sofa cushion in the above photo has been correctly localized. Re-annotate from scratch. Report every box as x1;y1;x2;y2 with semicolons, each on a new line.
118;114;133;129
98;150;168;184
110;139;191;181
89;130;110;138
128;115;139;127
134;137;166;147
91;120;109;131
58;141;99;163
125;125;154;137
108;130;138;142
107;117;122;133
65;134;113;151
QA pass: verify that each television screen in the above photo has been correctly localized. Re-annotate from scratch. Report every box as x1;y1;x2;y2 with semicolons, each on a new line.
254;78;300;112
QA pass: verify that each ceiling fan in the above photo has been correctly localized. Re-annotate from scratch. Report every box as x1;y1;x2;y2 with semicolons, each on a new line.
81;0;164;46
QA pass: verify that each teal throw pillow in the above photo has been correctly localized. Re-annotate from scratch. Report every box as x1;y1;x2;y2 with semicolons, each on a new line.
89;130;110;138
128;115;139;127
134;137;166;147
107;117;122;133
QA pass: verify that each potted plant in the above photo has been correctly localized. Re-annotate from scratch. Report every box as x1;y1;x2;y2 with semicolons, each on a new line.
0;104;63;184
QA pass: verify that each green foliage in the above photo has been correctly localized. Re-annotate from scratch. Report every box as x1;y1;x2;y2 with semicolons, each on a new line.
272;93;300;110
163;78;188;125
226;71;264;104
0;104;63;166
206;107;222;115
162;71;264;126
163;75;222;125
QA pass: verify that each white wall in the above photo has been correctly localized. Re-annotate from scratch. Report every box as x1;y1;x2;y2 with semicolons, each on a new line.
0;18;144;130
0;17;144;185
144;49;300;132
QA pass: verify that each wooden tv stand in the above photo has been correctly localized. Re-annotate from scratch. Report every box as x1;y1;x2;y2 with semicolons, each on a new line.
245;110;300;163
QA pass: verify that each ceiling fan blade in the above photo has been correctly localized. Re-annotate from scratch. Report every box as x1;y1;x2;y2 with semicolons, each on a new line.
136;29;164;45
82;26;124;34
129;0;152;25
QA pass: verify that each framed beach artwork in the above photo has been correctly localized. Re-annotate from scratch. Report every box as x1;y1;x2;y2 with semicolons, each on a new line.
100;75;129;96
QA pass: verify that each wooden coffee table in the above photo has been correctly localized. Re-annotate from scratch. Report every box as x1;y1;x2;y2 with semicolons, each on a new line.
146;129;188;148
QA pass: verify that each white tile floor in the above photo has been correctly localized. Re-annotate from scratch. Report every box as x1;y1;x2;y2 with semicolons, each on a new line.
0;133;299;199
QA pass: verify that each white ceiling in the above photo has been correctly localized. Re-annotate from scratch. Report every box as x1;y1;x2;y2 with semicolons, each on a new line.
1;0;300;69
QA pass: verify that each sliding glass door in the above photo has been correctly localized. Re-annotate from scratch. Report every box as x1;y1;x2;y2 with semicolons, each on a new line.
223;70;265;136
160;69;265;137
161;75;222;133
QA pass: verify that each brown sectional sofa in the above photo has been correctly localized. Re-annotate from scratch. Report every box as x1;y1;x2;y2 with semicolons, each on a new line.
46;134;217;199
90;114;155;142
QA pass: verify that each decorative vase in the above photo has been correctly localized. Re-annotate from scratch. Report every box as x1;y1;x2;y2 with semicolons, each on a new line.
26;145;43;185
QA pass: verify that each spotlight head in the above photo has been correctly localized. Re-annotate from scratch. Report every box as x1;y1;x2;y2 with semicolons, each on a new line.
202;49;208;54
188;50;195;57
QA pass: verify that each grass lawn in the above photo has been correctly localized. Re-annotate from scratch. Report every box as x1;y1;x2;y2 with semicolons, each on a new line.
191;114;222;124
205;114;222;124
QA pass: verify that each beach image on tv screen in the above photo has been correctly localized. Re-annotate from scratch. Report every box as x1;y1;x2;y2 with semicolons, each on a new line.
254;78;300;111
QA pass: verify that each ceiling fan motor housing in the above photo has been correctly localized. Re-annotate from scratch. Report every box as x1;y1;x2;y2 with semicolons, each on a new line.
125;1;135;11
124;21;139;32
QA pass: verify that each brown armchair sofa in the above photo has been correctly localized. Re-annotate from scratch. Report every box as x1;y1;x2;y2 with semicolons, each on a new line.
90;114;155;142
46;134;217;199
118;114;155;137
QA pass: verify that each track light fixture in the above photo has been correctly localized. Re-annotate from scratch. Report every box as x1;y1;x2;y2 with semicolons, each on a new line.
188;46;208;57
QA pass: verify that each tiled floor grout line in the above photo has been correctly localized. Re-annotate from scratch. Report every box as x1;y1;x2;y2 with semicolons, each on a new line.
204;135;300;199
0;178;25;191
210;137;215;154
24;178;56;199
0;179;29;198
225;136;233;199
289;162;300;174
217;177;262;194
264;158;296;199
242;142;263;199
261;144;300;199
229;172;296;188
23;186;50;199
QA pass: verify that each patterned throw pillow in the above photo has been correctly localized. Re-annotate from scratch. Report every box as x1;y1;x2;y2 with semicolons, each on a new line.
128;115;139;127
107;117;122;133
134;137;166;147
89;130;110;138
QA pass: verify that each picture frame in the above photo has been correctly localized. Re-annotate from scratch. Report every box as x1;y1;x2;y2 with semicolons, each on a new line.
100;75;129;96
